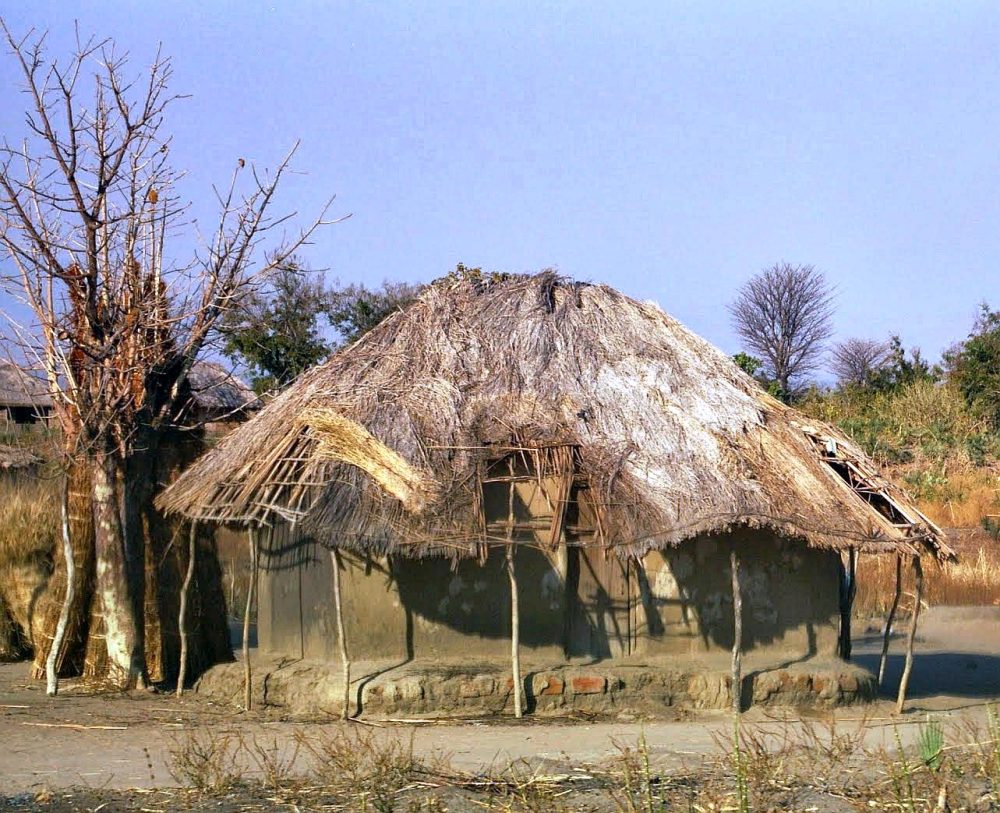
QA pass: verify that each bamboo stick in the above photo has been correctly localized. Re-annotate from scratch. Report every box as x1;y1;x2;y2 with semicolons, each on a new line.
895;555;923;714
243;526;258;711
878;555;903;686
46;480;74;697
330;548;352;719
176;521;197;697
730;548;742;716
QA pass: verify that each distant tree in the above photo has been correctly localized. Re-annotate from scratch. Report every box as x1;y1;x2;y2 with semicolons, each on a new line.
221;261;335;393
732;352;763;378
221;270;425;393
830;338;891;388
329;280;425;345
729;263;835;399
947;304;1000;428
870;335;936;391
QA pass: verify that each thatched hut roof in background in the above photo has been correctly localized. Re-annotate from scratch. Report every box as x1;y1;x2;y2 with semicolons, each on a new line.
0;444;40;470
158;272;952;561
179;361;258;422
0;360;52;410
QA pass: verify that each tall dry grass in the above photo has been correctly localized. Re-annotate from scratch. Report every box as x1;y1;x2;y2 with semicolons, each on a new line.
856;534;1000;616
0;475;59;656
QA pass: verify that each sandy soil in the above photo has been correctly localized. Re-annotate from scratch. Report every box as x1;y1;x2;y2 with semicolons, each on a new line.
1;605;998;798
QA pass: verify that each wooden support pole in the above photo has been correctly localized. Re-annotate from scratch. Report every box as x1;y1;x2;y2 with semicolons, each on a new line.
243;526;258;712
176;521;198;697
878;554;903;687
506;459;523;718
840;548;858;661
730;548;742;716
507;545;523;718
330;548;352;720
46;480;74;697
895;555;923;714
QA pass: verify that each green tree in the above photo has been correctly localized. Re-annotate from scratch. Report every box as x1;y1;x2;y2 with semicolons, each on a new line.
222;262;335;393
222;268;425;393
948;304;1000;428
328;279;424;345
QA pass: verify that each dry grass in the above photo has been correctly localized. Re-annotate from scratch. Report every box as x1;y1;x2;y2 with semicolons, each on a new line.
155;710;1000;812
856;530;1000;616
0;475;58;658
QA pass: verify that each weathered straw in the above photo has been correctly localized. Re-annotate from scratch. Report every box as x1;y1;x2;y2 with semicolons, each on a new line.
157;272;952;562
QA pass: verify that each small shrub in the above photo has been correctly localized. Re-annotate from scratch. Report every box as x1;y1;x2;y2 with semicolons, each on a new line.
167;729;242;793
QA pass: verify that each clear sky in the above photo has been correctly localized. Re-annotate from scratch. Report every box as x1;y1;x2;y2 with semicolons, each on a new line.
2;2;998;368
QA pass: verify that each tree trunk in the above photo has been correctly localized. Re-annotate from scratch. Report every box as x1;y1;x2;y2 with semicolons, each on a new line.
91;449;145;689
31;464;94;678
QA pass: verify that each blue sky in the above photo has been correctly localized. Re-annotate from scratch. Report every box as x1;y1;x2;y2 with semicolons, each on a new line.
2;2;998;368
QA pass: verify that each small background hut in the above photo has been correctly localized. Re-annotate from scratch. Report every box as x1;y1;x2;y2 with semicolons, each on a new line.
0;360;52;428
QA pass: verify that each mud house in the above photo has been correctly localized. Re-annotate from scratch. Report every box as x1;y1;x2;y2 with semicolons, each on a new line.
0;360;52;427
159;272;952;713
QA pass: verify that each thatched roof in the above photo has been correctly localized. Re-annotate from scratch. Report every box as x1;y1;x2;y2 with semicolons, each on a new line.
158;272;952;561
0;360;52;410
180;361;258;421
0;444;40;470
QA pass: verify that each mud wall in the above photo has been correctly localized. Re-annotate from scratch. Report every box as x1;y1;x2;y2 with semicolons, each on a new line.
257;526;841;664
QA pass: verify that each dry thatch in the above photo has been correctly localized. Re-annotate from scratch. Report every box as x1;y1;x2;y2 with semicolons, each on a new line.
180;361;258;422
158;272;953;561
0;360;52;410
0;444;40;470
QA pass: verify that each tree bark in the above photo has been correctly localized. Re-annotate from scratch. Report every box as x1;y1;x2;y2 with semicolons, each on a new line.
895;556;923;714
878;555;903;686
92;450;146;689
46;480;75;696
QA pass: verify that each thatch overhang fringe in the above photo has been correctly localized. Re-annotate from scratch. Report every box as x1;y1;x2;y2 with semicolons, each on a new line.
156;272;954;562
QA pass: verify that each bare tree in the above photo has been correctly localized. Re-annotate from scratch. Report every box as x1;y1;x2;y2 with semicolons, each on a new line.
0;23;336;689
728;263;834;397
830;337;890;388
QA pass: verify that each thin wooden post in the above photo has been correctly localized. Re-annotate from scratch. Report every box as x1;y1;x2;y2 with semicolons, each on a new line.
730;548;742;716
895;555;923;714
507;546;523;718
330;548;352;719
176;520;198;696
841;548;858;661
506;459;523;718
46;480;74;697
878;554;903;686
243;526;258;711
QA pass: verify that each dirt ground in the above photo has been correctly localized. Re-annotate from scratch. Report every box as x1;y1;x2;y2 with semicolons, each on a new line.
1;606;999;810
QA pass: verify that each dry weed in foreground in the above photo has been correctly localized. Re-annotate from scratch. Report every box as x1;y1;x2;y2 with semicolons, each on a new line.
166;729;242;793
160;710;1000;812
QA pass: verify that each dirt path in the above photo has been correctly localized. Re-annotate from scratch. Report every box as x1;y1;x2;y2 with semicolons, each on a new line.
3;606;999;795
